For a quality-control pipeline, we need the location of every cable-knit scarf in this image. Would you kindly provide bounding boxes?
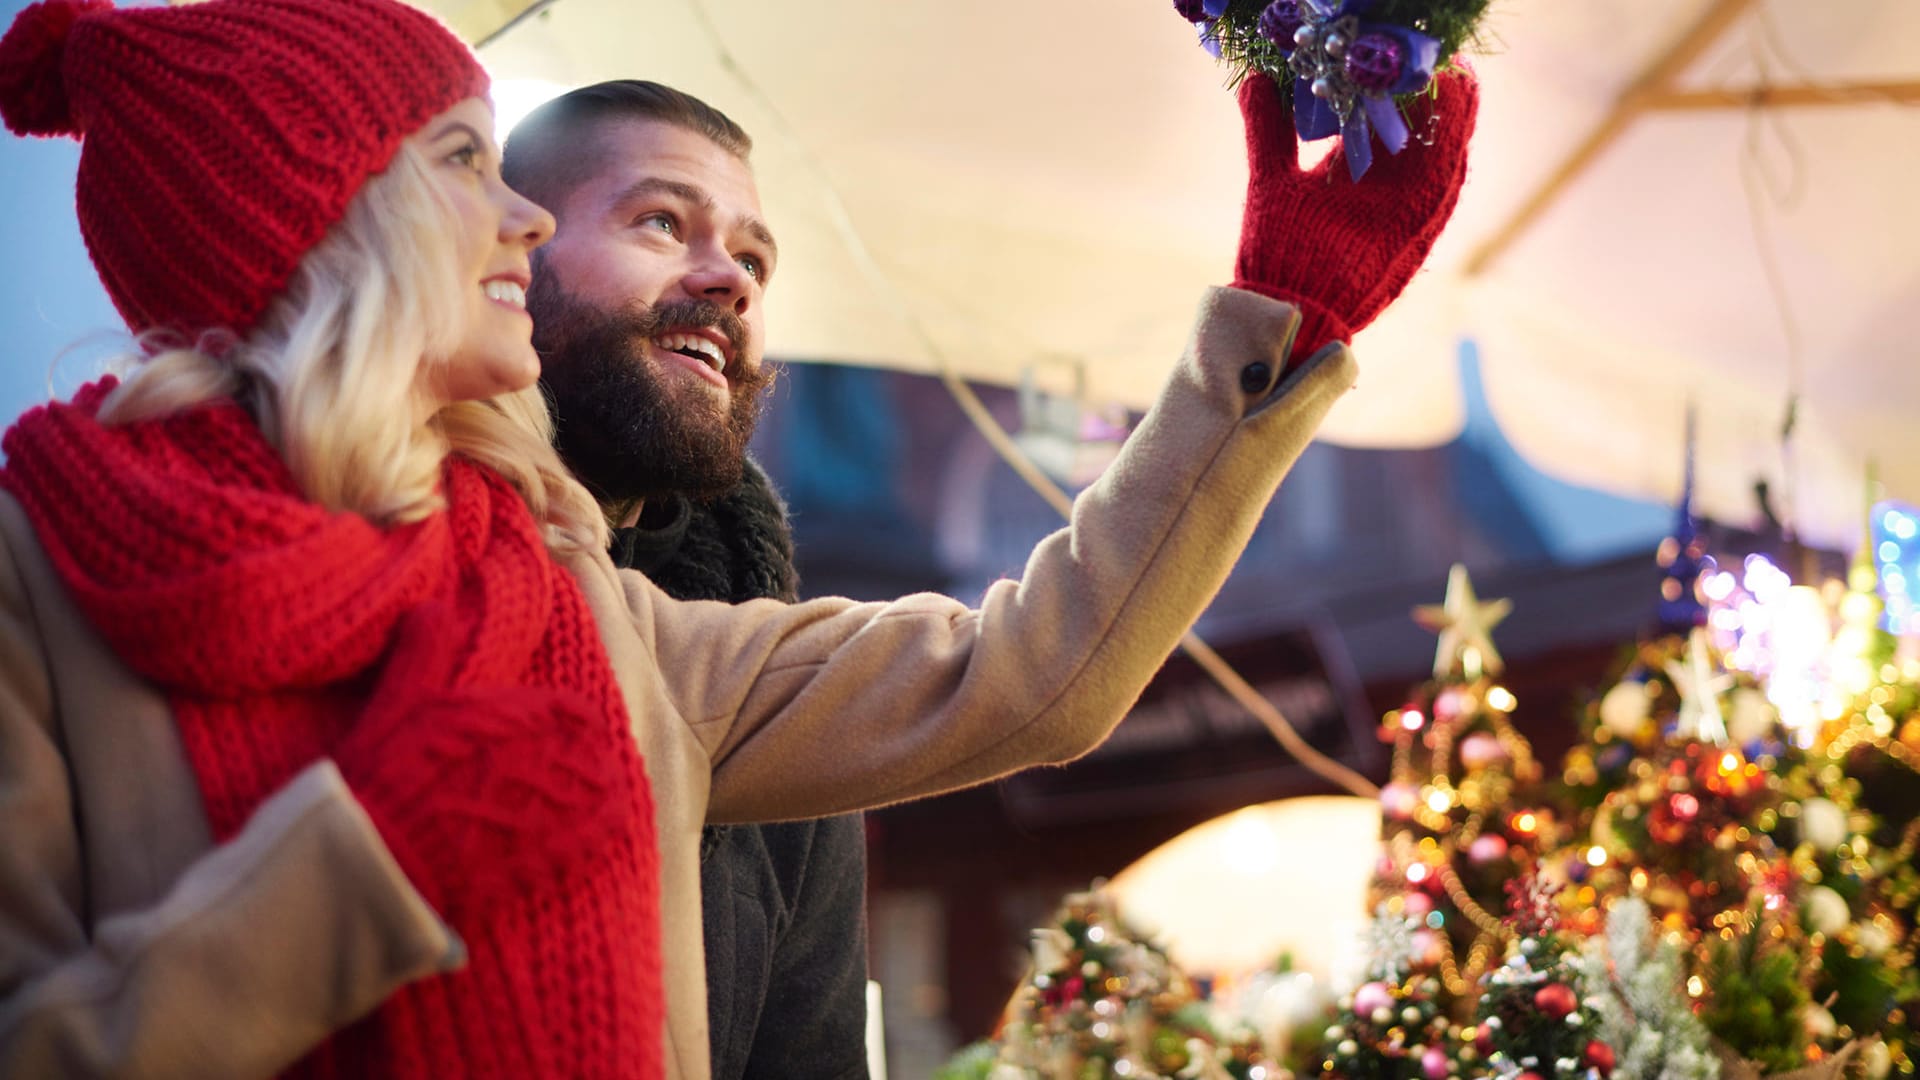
[0,379,663,1079]
[611,457,799,605]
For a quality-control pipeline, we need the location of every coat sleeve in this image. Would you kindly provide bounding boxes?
[638,287,1356,823]
[0,523,463,1078]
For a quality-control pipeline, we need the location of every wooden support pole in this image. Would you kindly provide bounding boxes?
[1463,0,1757,277]
[1640,80,1920,110]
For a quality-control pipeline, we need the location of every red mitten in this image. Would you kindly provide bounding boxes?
[334,604,638,920]
[1232,67,1479,361]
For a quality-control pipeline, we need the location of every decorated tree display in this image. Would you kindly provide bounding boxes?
[963,482,1920,1079]
[1474,878,1615,1080]
[1321,906,1477,1079]
[1374,564,1547,999]
[987,889,1273,1080]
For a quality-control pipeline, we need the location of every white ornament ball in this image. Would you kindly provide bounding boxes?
[1856,921,1894,957]
[1804,1002,1837,1040]
[1727,687,1777,745]
[1599,682,1651,737]
[1797,797,1848,851]
[1804,885,1851,936]
[1861,1038,1893,1079]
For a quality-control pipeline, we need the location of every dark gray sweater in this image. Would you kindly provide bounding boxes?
[611,460,871,1080]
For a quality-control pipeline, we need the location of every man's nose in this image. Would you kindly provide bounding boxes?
[685,245,753,316]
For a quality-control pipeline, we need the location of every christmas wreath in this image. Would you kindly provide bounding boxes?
[1173,0,1492,177]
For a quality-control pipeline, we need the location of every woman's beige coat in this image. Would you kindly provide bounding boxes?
[0,289,1354,1079]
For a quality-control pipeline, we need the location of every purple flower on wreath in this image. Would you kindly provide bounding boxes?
[1255,0,1439,178]
[1172,0,1230,22]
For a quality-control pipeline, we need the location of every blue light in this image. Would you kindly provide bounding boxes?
[1871,500,1920,632]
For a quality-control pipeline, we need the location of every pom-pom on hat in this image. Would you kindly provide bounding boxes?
[0,0,488,341]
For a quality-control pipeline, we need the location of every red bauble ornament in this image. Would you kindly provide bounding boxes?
[1516,1073,1545,1080]
[1533,982,1578,1019]
[1584,1039,1617,1076]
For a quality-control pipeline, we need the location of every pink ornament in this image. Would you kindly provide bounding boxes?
[1458,731,1507,770]
[1351,980,1394,1018]
[1402,892,1434,917]
[1421,1046,1451,1080]
[1381,782,1418,820]
[1433,688,1469,722]
[1411,929,1444,965]
[1467,834,1509,865]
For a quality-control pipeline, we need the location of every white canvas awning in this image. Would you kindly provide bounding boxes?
[413,2,1920,547]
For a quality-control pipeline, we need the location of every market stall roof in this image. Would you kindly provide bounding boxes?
[435,0,1920,550]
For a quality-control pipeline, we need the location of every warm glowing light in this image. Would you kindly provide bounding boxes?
[1400,709,1426,731]
[1718,752,1741,775]
[1687,975,1705,997]
[1485,687,1517,712]
[1406,863,1431,884]
[491,79,575,141]
[1426,790,1453,813]
[1511,812,1538,835]
[1586,846,1608,868]
[1221,812,1282,877]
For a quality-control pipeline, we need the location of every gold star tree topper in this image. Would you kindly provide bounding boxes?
[1413,564,1512,679]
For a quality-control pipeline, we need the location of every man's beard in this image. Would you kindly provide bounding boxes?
[530,275,773,506]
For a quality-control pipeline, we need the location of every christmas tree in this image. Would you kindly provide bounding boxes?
[988,889,1271,1079]
[1320,906,1477,1079]
[1374,564,1547,999]
[1474,877,1615,1080]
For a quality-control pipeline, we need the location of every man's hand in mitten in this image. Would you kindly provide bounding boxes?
[334,604,640,921]
[1232,67,1479,361]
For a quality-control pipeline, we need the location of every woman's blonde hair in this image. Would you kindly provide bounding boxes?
[97,142,607,557]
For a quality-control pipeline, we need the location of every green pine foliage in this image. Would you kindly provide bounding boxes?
[1207,0,1494,96]
[1698,917,1810,1075]
[1477,882,1612,1079]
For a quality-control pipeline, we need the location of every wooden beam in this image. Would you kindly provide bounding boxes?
[1463,0,1757,277]
[1640,80,1920,110]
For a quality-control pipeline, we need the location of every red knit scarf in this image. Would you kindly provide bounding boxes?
[0,380,664,1079]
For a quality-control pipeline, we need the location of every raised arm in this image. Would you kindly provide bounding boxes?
[639,288,1355,823]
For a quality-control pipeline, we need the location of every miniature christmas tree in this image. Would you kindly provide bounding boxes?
[1475,878,1615,1080]
[1376,565,1546,999]
[1320,905,1477,1079]
[990,888,1270,1080]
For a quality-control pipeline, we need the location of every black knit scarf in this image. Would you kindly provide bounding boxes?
[609,456,799,605]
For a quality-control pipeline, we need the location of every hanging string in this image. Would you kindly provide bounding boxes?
[681,0,1379,799]
[1736,26,1811,577]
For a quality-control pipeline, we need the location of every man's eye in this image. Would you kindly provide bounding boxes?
[639,213,677,235]
[737,254,764,282]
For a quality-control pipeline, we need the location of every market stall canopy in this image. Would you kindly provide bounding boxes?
[442,1,1916,548]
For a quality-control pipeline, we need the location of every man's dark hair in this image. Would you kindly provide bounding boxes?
[502,80,752,213]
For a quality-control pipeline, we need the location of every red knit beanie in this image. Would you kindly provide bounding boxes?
[0,0,488,341]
